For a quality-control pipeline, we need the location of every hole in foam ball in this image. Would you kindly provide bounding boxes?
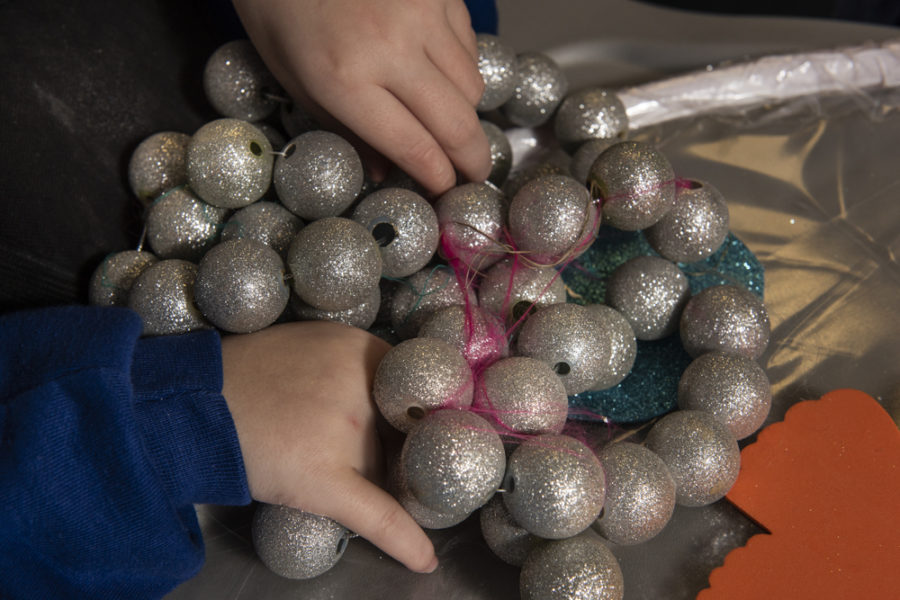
[282,143,296,158]
[511,300,533,322]
[596,507,605,520]
[372,222,398,247]
[336,536,348,556]
[687,179,703,189]
[553,362,571,376]
[249,141,263,156]
[504,475,516,494]
[407,405,425,421]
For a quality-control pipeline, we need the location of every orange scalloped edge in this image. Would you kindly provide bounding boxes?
[697,389,900,600]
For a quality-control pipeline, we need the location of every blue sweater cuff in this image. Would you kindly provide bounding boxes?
[132,328,250,507]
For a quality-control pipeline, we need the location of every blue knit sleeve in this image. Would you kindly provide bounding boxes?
[465,0,498,34]
[0,306,251,600]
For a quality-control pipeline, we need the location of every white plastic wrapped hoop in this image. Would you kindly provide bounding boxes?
[618,40,900,129]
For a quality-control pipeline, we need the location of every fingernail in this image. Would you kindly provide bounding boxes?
[424,556,439,573]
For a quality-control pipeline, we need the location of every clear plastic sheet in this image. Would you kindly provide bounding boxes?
[167,41,900,600]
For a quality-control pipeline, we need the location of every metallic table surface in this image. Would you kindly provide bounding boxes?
[167,4,900,600]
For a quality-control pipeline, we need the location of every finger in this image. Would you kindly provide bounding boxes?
[445,0,478,61]
[425,26,484,108]
[315,82,457,194]
[323,468,437,573]
[387,64,492,184]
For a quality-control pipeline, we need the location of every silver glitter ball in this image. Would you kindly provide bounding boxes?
[280,102,318,138]
[605,255,691,341]
[145,187,229,262]
[476,34,517,111]
[387,452,471,529]
[520,534,624,600]
[274,130,363,220]
[678,351,772,440]
[187,118,273,209]
[592,442,676,545]
[251,503,349,580]
[203,39,280,121]
[480,494,538,567]
[479,259,567,326]
[417,304,509,370]
[644,410,741,507]
[554,87,628,151]
[373,337,474,433]
[481,121,513,187]
[516,303,611,396]
[286,217,382,312]
[194,239,289,333]
[401,409,506,515]
[398,486,471,531]
[502,156,570,199]
[501,52,568,128]
[503,434,606,539]
[291,285,380,330]
[221,200,304,258]
[589,140,676,231]
[351,188,439,278]
[508,174,599,262]
[585,304,637,390]
[680,284,771,359]
[645,179,730,263]
[435,182,507,272]
[390,266,475,340]
[128,131,190,205]
[127,259,210,336]
[474,356,569,436]
[570,139,614,187]
[89,251,158,307]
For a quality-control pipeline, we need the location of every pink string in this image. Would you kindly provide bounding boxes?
[423,174,696,449]
[437,210,613,427]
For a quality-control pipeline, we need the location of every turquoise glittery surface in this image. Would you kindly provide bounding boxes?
[561,228,764,424]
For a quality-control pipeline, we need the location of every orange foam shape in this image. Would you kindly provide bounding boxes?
[698,389,900,600]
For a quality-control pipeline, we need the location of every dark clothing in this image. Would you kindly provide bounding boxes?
[0,306,250,599]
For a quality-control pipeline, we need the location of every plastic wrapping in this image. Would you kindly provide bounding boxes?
[169,42,900,600]
[621,39,900,129]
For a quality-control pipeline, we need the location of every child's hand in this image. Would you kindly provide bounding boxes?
[220,320,437,573]
[232,0,491,195]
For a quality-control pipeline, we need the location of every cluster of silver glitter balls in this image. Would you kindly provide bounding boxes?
[89,35,773,599]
